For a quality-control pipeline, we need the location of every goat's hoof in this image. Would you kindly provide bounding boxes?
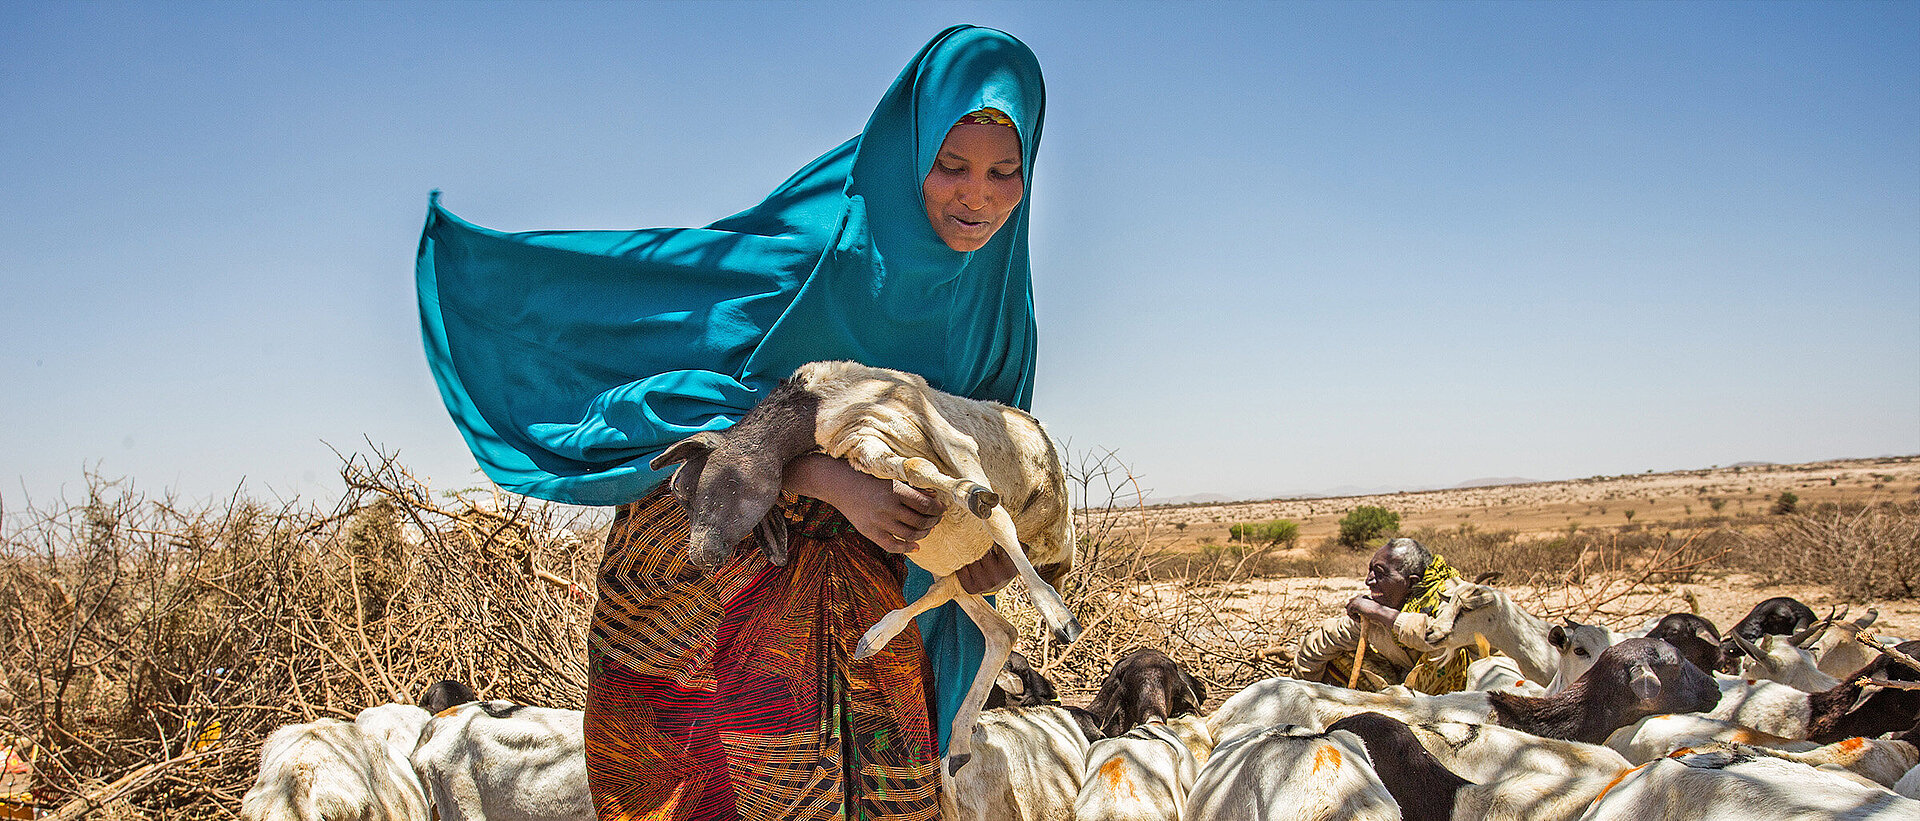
[1051,617,1084,646]
[853,636,880,660]
[965,485,999,518]
[946,753,972,775]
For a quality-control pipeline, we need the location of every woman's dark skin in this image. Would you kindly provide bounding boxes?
[1345,544,1413,631]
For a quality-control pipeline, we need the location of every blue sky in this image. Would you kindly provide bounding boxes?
[3,1,1916,507]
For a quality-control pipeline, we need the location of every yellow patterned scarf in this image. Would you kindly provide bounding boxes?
[1399,552,1477,694]
[1401,553,1459,617]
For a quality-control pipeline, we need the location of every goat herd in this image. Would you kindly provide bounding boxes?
[239,592,1920,821]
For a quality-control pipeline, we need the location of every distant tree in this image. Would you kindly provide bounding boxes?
[1772,491,1799,516]
[1229,519,1300,548]
[1337,506,1400,550]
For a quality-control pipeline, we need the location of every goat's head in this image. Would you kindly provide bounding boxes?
[1645,613,1723,679]
[986,650,1059,709]
[1547,620,1614,690]
[1588,637,1721,716]
[1424,582,1501,648]
[1087,648,1207,738]
[650,430,788,569]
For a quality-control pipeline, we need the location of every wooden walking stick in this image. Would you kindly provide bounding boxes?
[1347,624,1370,689]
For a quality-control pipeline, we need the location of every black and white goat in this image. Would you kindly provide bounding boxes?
[1720,595,1818,672]
[1328,712,1618,821]
[651,360,1082,773]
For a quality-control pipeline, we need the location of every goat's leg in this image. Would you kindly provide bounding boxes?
[946,591,1015,776]
[836,435,998,517]
[982,506,1083,645]
[853,574,963,660]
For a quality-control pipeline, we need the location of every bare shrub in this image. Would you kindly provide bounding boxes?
[0,453,605,818]
[1738,502,1920,601]
[998,450,1316,705]
[1405,524,1735,628]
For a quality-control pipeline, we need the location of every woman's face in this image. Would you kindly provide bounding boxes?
[1365,546,1414,609]
[922,122,1024,252]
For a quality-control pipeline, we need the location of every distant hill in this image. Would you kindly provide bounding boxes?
[1138,492,1239,506]
[1452,476,1539,489]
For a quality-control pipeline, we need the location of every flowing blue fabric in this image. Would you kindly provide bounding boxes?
[416,25,1045,754]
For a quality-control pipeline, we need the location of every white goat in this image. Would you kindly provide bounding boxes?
[652,361,1080,774]
[1160,713,1216,767]
[1465,654,1545,695]
[1730,631,1844,692]
[1186,725,1399,821]
[1799,608,1887,678]
[1420,582,1561,685]
[1605,713,1817,763]
[1546,622,1626,694]
[410,701,590,821]
[1073,722,1199,821]
[1897,764,1920,800]
[949,706,1087,821]
[241,705,432,821]
[1721,738,1920,789]
[1576,747,1920,820]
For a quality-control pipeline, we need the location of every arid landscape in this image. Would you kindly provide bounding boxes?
[4,453,1919,816]
[1094,454,1920,651]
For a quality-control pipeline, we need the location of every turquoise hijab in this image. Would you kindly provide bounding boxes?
[416,25,1045,753]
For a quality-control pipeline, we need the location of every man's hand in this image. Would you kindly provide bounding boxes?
[1345,595,1399,627]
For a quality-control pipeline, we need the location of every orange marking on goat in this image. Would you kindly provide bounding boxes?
[1840,737,1866,753]
[1595,763,1651,802]
[1312,743,1343,774]
[1099,757,1136,800]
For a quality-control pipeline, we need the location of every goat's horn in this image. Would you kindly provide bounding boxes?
[1855,608,1881,629]
[1730,632,1767,663]
[1787,621,1824,648]
[1473,571,1503,585]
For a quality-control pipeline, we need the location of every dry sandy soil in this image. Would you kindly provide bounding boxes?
[1103,455,1920,640]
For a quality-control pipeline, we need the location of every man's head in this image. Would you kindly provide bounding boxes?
[1366,537,1432,609]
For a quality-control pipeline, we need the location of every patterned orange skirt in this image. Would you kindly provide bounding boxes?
[584,485,943,821]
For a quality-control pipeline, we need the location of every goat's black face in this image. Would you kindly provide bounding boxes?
[1600,638,1720,715]
[651,431,783,569]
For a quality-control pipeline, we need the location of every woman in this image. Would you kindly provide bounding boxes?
[414,26,1047,821]
[1292,537,1479,693]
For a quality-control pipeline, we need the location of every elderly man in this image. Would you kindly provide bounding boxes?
[1292,537,1479,693]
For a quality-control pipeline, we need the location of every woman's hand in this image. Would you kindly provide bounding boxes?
[784,453,946,552]
[955,544,1018,594]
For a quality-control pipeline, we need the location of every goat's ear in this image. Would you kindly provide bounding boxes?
[1626,660,1662,703]
[1460,586,1496,609]
[1549,625,1568,649]
[651,431,724,471]
[1179,673,1207,712]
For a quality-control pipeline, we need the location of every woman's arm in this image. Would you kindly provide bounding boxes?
[783,453,1016,592]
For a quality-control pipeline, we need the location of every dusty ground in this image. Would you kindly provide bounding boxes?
[1106,455,1920,640]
